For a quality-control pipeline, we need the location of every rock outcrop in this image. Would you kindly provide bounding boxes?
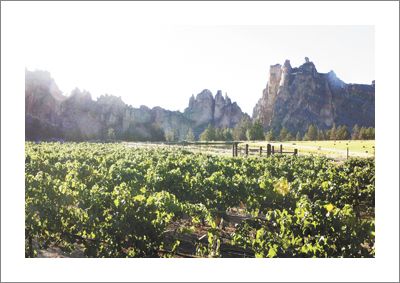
[252,58,375,133]
[184,89,247,136]
[25,70,246,141]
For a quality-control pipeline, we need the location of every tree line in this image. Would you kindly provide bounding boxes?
[195,117,375,142]
[29,113,374,142]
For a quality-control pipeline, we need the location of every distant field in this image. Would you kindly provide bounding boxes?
[244,140,375,159]
[290,140,375,153]
[125,140,375,159]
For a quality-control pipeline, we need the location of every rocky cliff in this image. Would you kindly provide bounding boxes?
[25,70,246,141]
[252,58,375,134]
[184,89,247,136]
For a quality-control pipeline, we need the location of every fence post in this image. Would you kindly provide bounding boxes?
[232,144,235,157]
[267,144,271,157]
[280,144,283,154]
[347,147,349,159]
[259,146,262,156]
[245,144,249,156]
[235,143,238,157]
[294,148,298,156]
[272,146,275,154]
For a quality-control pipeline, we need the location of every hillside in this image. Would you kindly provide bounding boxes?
[25,70,247,141]
[252,58,375,134]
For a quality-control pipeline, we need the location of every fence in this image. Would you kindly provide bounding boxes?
[126,141,298,158]
[232,143,298,157]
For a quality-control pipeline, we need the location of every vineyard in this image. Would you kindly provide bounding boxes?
[25,142,375,258]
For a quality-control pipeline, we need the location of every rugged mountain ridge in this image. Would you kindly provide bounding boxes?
[184,89,247,136]
[252,58,375,134]
[25,70,247,141]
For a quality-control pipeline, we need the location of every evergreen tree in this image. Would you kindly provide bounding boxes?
[246,121,265,141]
[336,125,349,140]
[304,124,318,141]
[107,128,116,140]
[149,123,166,141]
[286,132,294,141]
[296,131,302,141]
[317,129,325,141]
[233,116,252,141]
[359,127,367,140]
[165,130,178,142]
[265,129,275,141]
[358,127,375,140]
[366,127,375,139]
[245,129,251,141]
[200,124,216,141]
[351,124,360,140]
[223,128,233,141]
[186,128,195,141]
[279,127,289,141]
[325,129,331,140]
[329,124,337,140]
[215,128,224,141]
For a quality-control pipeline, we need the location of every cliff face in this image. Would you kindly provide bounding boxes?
[25,70,64,124]
[252,59,375,133]
[25,70,245,141]
[184,89,247,136]
[25,70,66,139]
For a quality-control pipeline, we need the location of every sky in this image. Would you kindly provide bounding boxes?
[22,6,374,116]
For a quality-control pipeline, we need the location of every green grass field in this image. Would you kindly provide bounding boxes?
[290,140,375,153]
[243,140,375,159]
[127,140,375,159]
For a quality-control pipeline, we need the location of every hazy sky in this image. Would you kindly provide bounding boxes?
[24,10,374,115]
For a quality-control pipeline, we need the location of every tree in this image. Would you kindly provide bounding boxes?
[265,129,275,141]
[279,127,289,141]
[233,116,252,141]
[107,128,116,140]
[186,128,195,141]
[223,128,233,141]
[359,127,368,140]
[296,131,302,141]
[317,130,325,141]
[246,121,264,141]
[200,124,216,141]
[215,128,232,141]
[336,125,349,140]
[325,129,331,140]
[149,123,166,141]
[165,130,178,142]
[304,124,318,141]
[329,124,337,140]
[286,132,294,141]
[359,127,374,140]
[366,127,375,139]
[351,124,360,140]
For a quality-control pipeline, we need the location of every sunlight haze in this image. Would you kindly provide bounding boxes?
[23,8,374,115]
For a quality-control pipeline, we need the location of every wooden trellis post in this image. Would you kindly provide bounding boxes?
[267,144,271,157]
[245,144,249,156]
[280,144,283,154]
[259,146,262,156]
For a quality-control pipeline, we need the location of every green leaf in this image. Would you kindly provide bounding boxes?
[267,246,277,258]
[325,203,334,212]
